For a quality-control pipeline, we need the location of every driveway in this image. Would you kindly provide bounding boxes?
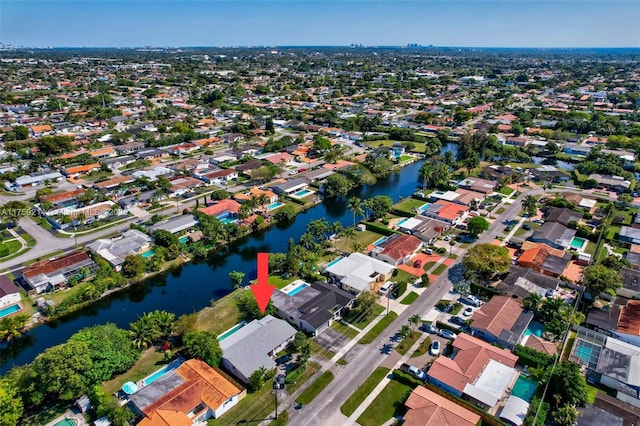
[314,327,351,355]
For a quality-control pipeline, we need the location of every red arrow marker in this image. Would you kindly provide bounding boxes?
[250,252,275,314]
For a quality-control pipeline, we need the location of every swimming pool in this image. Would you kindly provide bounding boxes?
[141,250,155,258]
[523,321,545,338]
[220,218,236,225]
[511,375,537,402]
[373,237,387,246]
[417,203,431,214]
[569,236,587,251]
[218,321,248,341]
[327,257,344,268]
[281,280,310,297]
[141,358,184,386]
[53,418,78,426]
[293,189,313,197]
[397,218,409,226]
[267,202,284,211]
[179,235,188,243]
[0,303,22,319]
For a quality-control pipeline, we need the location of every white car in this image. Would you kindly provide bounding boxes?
[429,340,441,356]
[463,306,474,317]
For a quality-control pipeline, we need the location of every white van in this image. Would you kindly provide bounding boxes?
[379,282,393,295]
[460,295,483,307]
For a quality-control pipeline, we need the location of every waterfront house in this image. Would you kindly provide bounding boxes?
[198,199,241,220]
[271,281,356,336]
[148,215,199,235]
[220,315,296,383]
[422,200,469,225]
[130,359,245,425]
[396,216,449,244]
[268,178,309,196]
[0,275,21,309]
[456,177,496,194]
[469,295,534,349]
[20,251,96,295]
[403,386,481,426]
[324,252,395,294]
[589,174,632,193]
[234,187,278,205]
[87,229,152,271]
[370,234,423,266]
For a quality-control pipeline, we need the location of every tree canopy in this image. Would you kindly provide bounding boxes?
[462,243,511,280]
[582,264,622,296]
[182,330,223,367]
[467,216,489,237]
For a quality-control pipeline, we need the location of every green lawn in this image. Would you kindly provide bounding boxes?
[349,230,386,250]
[355,378,411,426]
[400,291,419,305]
[423,261,437,271]
[450,302,462,315]
[432,264,447,276]
[398,155,414,164]
[359,312,398,344]
[0,239,22,258]
[495,207,506,215]
[297,371,334,405]
[195,291,242,335]
[498,186,515,196]
[286,362,322,393]
[368,140,427,153]
[411,336,432,358]
[341,367,391,416]
[605,225,621,241]
[393,197,425,214]
[268,275,297,289]
[396,331,421,356]
[344,304,385,329]
[209,379,281,426]
[394,269,418,283]
[331,321,360,338]
[103,349,167,395]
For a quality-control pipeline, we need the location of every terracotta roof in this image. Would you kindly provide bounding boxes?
[617,300,640,336]
[518,243,566,269]
[89,147,115,157]
[265,153,292,164]
[41,188,85,203]
[524,335,558,356]
[204,169,237,179]
[64,163,101,174]
[375,234,422,262]
[93,175,134,189]
[138,359,243,426]
[427,333,518,393]
[22,252,91,279]
[404,386,481,426]
[30,124,52,133]
[199,199,241,216]
[470,296,524,337]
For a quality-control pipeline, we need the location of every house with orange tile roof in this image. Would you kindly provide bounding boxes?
[427,333,519,412]
[469,295,534,349]
[20,251,96,295]
[30,124,53,136]
[89,147,116,159]
[403,386,481,426]
[422,200,469,225]
[41,188,86,207]
[517,242,572,277]
[131,359,245,425]
[62,163,101,178]
[200,168,238,185]
[521,334,558,357]
[199,199,241,220]
[234,187,278,205]
[370,234,423,266]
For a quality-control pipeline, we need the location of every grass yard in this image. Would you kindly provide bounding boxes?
[195,292,242,335]
[359,312,398,344]
[341,367,391,416]
[368,140,427,153]
[355,378,411,426]
[394,269,418,283]
[344,304,385,329]
[423,261,437,271]
[393,197,425,214]
[396,331,422,356]
[350,229,386,249]
[310,339,336,359]
[331,321,360,338]
[103,349,167,395]
[495,207,506,215]
[498,186,515,196]
[297,371,334,405]
[0,239,22,258]
[398,155,414,164]
[411,336,432,358]
[605,225,621,241]
[432,264,447,276]
[21,402,70,426]
[400,291,419,305]
[268,275,297,289]
[210,379,281,426]
[286,362,322,393]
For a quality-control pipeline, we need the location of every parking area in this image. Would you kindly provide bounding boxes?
[314,327,351,354]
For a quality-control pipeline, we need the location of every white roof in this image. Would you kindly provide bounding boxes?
[500,396,529,426]
[463,359,518,407]
[579,198,597,209]
[326,252,395,280]
[397,217,422,230]
[430,190,460,202]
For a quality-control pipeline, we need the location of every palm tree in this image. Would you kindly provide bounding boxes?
[351,241,364,253]
[348,197,363,227]
[409,314,421,330]
[238,204,252,220]
[257,193,270,213]
[341,227,356,252]
[522,195,537,221]
[399,325,412,339]
[129,320,153,349]
[299,232,317,251]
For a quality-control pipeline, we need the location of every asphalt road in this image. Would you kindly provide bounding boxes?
[286,190,530,425]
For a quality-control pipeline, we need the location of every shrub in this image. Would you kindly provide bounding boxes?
[391,369,423,388]
[513,344,554,369]
[393,281,408,298]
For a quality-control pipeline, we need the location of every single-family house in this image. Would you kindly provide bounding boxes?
[619,268,640,300]
[620,227,640,245]
[148,215,199,235]
[166,142,199,156]
[20,251,97,295]
[422,200,469,225]
[0,275,21,309]
[220,315,296,383]
[264,152,293,166]
[612,300,640,348]
[135,148,168,160]
[300,168,335,183]
[62,163,101,178]
[118,190,162,209]
[101,155,135,170]
[219,133,244,144]
[370,234,423,266]
[595,337,640,408]
[563,143,591,156]
[271,281,356,336]
[517,242,572,277]
[427,333,519,412]
[470,296,534,349]
[530,222,576,250]
[200,169,238,185]
[545,206,583,226]
[168,176,203,197]
[93,175,135,191]
[130,359,245,425]
[324,252,395,294]
[234,187,278,205]
[89,147,116,159]
[496,266,561,299]
[268,178,309,196]
[589,174,631,193]
[396,216,450,244]
[87,229,152,271]
[11,171,63,190]
[457,177,496,194]
[403,386,481,426]
[30,124,53,137]
[481,165,516,181]
[132,166,173,181]
[198,199,241,221]
[235,159,264,175]
[40,188,85,210]
[114,142,145,155]
[529,166,570,182]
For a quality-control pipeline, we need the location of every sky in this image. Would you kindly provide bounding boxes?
[1,0,639,48]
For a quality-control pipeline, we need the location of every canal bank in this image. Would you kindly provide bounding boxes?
[0,159,426,374]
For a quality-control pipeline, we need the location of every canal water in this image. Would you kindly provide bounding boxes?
[0,159,427,373]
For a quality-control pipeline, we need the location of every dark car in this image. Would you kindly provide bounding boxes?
[449,316,467,326]
[440,303,453,313]
[505,225,513,232]
[522,224,531,231]
[275,354,293,365]
[413,259,422,268]
[274,374,286,389]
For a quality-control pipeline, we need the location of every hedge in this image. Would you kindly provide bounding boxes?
[513,344,554,369]
[285,195,306,205]
[436,321,461,334]
[470,282,502,298]
[392,369,424,388]
[393,281,408,298]
[364,221,398,236]
[391,208,415,218]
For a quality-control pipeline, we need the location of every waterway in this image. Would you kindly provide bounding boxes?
[0,159,427,373]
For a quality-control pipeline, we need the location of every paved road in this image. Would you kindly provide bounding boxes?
[286,190,529,425]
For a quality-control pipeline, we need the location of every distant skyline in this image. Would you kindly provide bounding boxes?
[1,1,639,48]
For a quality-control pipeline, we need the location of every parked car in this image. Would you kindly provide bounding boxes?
[274,374,286,389]
[460,295,483,307]
[420,323,439,334]
[379,282,393,295]
[463,306,474,317]
[408,365,427,381]
[424,248,433,255]
[522,224,531,231]
[505,225,513,232]
[429,340,441,356]
[413,259,422,268]
[449,316,466,326]
[275,354,293,365]
[440,303,453,313]
[438,329,457,340]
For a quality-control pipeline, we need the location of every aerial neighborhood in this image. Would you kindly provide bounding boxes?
[0,46,639,426]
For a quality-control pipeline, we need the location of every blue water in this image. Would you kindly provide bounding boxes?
[286,282,309,296]
[574,342,594,365]
[327,257,344,268]
[267,202,284,211]
[142,358,184,386]
[373,237,387,246]
[512,375,537,402]
[397,218,409,226]
[221,218,235,225]
[218,321,247,341]
[216,212,231,220]
[53,419,77,426]
[179,236,188,244]
[294,189,313,197]
[523,321,545,338]
[0,304,22,319]
[0,160,425,373]
[417,203,431,214]
[141,250,155,258]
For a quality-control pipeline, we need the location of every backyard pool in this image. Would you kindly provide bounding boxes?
[220,218,236,225]
[141,358,184,386]
[141,250,155,258]
[327,257,344,268]
[0,303,22,319]
[569,236,588,251]
[373,236,388,246]
[266,202,284,211]
[178,235,188,244]
[523,321,545,338]
[397,218,409,227]
[416,203,431,214]
[53,419,78,426]
[282,280,310,296]
[218,321,248,341]
[511,375,537,402]
[293,189,313,197]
